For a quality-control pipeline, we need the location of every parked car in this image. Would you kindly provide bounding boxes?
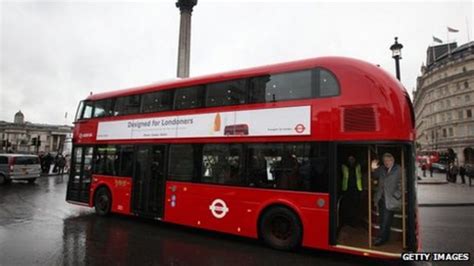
[431,162,446,172]
[0,154,41,185]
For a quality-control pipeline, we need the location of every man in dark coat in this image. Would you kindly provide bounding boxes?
[44,153,53,174]
[372,153,402,246]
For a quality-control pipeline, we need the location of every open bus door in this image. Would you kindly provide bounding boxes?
[333,143,415,256]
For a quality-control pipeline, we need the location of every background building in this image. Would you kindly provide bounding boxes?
[0,111,72,154]
[413,41,474,163]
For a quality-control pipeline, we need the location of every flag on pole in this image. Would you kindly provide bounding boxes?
[447,27,459,33]
[433,36,443,43]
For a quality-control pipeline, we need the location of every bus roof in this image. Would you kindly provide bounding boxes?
[86,56,401,101]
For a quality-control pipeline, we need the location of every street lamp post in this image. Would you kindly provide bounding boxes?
[390,37,403,81]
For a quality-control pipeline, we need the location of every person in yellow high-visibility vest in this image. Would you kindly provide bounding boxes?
[340,155,363,227]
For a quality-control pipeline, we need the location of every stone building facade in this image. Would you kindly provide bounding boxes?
[0,111,72,154]
[413,41,474,162]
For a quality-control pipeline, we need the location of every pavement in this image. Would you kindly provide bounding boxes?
[416,167,474,207]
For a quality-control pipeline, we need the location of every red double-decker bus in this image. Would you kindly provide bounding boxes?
[66,57,419,259]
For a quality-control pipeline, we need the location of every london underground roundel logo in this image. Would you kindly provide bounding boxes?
[295,124,306,133]
[209,199,229,219]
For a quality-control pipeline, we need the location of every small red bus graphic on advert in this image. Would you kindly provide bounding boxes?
[294,124,306,133]
[224,124,249,136]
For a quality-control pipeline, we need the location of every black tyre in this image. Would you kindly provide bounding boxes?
[259,206,302,250]
[28,178,36,184]
[94,187,112,216]
[0,174,6,185]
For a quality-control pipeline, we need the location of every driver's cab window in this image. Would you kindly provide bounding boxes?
[75,101,84,121]
[81,101,94,119]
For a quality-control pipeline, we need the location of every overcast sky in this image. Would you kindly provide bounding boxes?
[1,0,472,125]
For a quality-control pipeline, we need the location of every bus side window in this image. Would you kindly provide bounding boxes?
[246,142,329,192]
[201,144,243,185]
[174,86,204,110]
[316,69,339,97]
[247,144,271,187]
[93,146,118,176]
[141,90,173,113]
[118,145,134,177]
[206,79,247,107]
[114,95,141,116]
[308,142,329,192]
[249,70,313,103]
[93,99,114,118]
[168,144,195,182]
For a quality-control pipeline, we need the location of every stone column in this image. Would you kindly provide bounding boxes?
[176,0,197,78]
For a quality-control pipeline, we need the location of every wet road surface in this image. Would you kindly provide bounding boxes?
[0,175,442,266]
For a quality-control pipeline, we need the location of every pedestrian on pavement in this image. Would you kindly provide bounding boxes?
[57,154,66,175]
[44,153,53,174]
[38,153,45,173]
[53,154,60,173]
[64,154,71,174]
[340,155,363,227]
[446,148,458,182]
[459,165,466,184]
[429,161,433,177]
[421,159,427,177]
[371,153,402,247]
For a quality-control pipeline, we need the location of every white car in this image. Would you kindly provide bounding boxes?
[0,154,42,185]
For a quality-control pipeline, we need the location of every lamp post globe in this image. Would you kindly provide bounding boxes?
[390,37,403,81]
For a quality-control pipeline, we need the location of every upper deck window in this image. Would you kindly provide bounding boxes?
[93,99,114,118]
[174,86,204,110]
[318,69,339,97]
[206,79,247,107]
[249,68,339,103]
[82,101,94,119]
[77,67,339,119]
[250,70,313,103]
[114,95,141,116]
[141,90,173,113]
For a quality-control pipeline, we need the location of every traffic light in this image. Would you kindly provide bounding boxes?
[31,137,41,146]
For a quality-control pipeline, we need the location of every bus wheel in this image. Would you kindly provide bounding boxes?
[259,206,302,250]
[94,187,112,216]
[0,174,5,185]
[28,178,36,184]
